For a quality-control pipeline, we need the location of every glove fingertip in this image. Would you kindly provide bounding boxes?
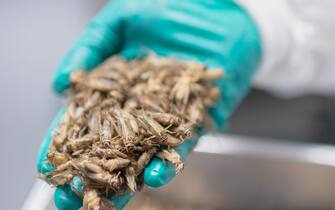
[110,192,134,210]
[53,71,70,94]
[144,157,176,188]
[54,185,82,210]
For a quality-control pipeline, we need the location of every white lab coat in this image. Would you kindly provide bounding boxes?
[239,0,335,97]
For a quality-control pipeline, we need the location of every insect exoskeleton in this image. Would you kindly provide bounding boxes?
[100,119,113,145]
[84,92,101,111]
[125,166,137,192]
[156,148,184,174]
[146,111,181,126]
[123,98,139,111]
[87,78,121,92]
[66,134,98,152]
[99,158,130,172]
[88,109,101,134]
[136,148,157,175]
[51,160,77,173]
[50,171,74,186]
[109,90,125,102]
[173,123,193,139]
[186,98,204,125]
[163,134,184,146]
[47,151,68,165]
[52,116,70,148]
[70,70,87,84]
[90,147,128,159]
[170,74,192,107]
[202,69,224,81]
[83,189,102,210]
[82,166,122,188]
[138,112,167,139]
[83,160,105,174]
[112,108,136,144]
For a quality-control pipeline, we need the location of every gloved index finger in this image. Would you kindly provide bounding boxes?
[37,107,66,174]
[53,0,125,93]
[109,192,134,210]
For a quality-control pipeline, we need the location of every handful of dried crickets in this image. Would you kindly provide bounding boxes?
[42,54,223,210]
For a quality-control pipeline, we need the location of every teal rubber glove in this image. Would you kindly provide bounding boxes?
[38,0,262,209]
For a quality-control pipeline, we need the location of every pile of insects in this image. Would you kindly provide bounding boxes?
[42,54,223,210]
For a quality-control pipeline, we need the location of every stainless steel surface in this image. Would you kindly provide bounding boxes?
[128,154,335,210]
[39,135,335,210]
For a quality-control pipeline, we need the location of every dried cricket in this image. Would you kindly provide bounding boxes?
[83,189,104,210]
[146,112,180,126]
[99,158,130,172]
[156,148,184,174]
[136,148,157,175]
[100,119,113,145]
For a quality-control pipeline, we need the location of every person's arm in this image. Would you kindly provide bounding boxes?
[239,0,335,97]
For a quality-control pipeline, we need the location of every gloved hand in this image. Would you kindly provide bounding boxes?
[37,0,261,209]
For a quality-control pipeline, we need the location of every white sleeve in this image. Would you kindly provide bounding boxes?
[238,0,335,97]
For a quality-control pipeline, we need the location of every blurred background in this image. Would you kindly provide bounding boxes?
[0,0,335,210]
